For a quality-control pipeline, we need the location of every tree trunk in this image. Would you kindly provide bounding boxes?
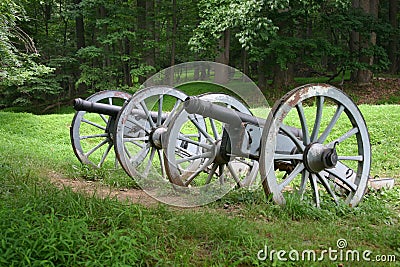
[74,0,86,94]
[145,0,155,68]
[214,30,230,84]
[242,49,249,78]
[75,0,85,49]
[99,5,111,69]
[257,60,267,92]
[123,37,133,86]
[167,0,177,85]
[272,63,295,89]
[137,0,155,84]
[43,2,52,37]
[351,0,379,85]
[388,0,398,74]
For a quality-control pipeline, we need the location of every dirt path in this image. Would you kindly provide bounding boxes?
[48,171,159,206]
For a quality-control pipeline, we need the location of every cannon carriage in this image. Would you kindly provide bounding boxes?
[71,69,370,208]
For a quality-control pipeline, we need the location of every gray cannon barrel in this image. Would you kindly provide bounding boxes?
[73,98,169,123]
[73,98,121,117]
[184,96,303,138]
[184,96,265,127]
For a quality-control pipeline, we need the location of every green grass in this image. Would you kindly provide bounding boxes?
[0,107,399,266]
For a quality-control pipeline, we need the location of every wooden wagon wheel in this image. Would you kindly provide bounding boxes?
[70,90,132,168]
[260,84,371,207]
[114,86,201,180]
[163,93,259,190]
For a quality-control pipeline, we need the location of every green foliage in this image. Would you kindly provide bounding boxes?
[0,0,26,66]
[189,0,282,53]
[1,0,399,111]
[1,57,61,107]
[319,7,391,73]
[0,0,60,108]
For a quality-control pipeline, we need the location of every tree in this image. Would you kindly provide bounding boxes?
[388,0,398,73]
[75,0,85,50]
[189,0,280,85]
[350,0,378,84]
[0,0,58,108]
[3,0,396,110]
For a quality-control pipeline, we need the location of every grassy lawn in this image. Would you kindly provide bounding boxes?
[0,105,399,266]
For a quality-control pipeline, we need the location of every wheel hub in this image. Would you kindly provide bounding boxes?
[303,143,338,173]
[150,127,167,149]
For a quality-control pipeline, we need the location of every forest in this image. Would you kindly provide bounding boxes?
[0,0,399,110]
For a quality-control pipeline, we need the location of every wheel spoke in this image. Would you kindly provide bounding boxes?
[127,118,150,134]
[281,125,305,151]
[125,140,146,149]
[99,114,108,124]
[205,163,219,184]
[184,133,201,138]
[163,99,182,126]
[235,157,254,167]
[82,118,106,130]
[123,143,132,159]
[123,136,148,143]
[274,153,303,161]
[140,101,156,128]
[311,96,324,142]
[157,95,163,126]
[178,134,212,150]
[318,104,345,143]
[296,103,310,145]
[327,127,359,147]
[189,115,215,143]
[183,157,215,186]
[316,173,339,205]
[338,155,363,161]
[85,139,108,157]
[310,174,320,207]
[80,133,108,140]
[175,145,195,158]
[209,118,220,139]
[176,151,213,164]
[98,142,113,167]
[227,162,243,186]
[129,144,150,168]
[143,147,156,178]
[298,170,310,199]
[278,163,305,191]
[157,149,166,178]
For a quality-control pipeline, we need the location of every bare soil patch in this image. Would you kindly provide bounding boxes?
[48,171,159,207]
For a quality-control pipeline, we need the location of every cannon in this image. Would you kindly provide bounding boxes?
[70,82,370,208]
[70,86,257,187]
[162,84,370,207]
